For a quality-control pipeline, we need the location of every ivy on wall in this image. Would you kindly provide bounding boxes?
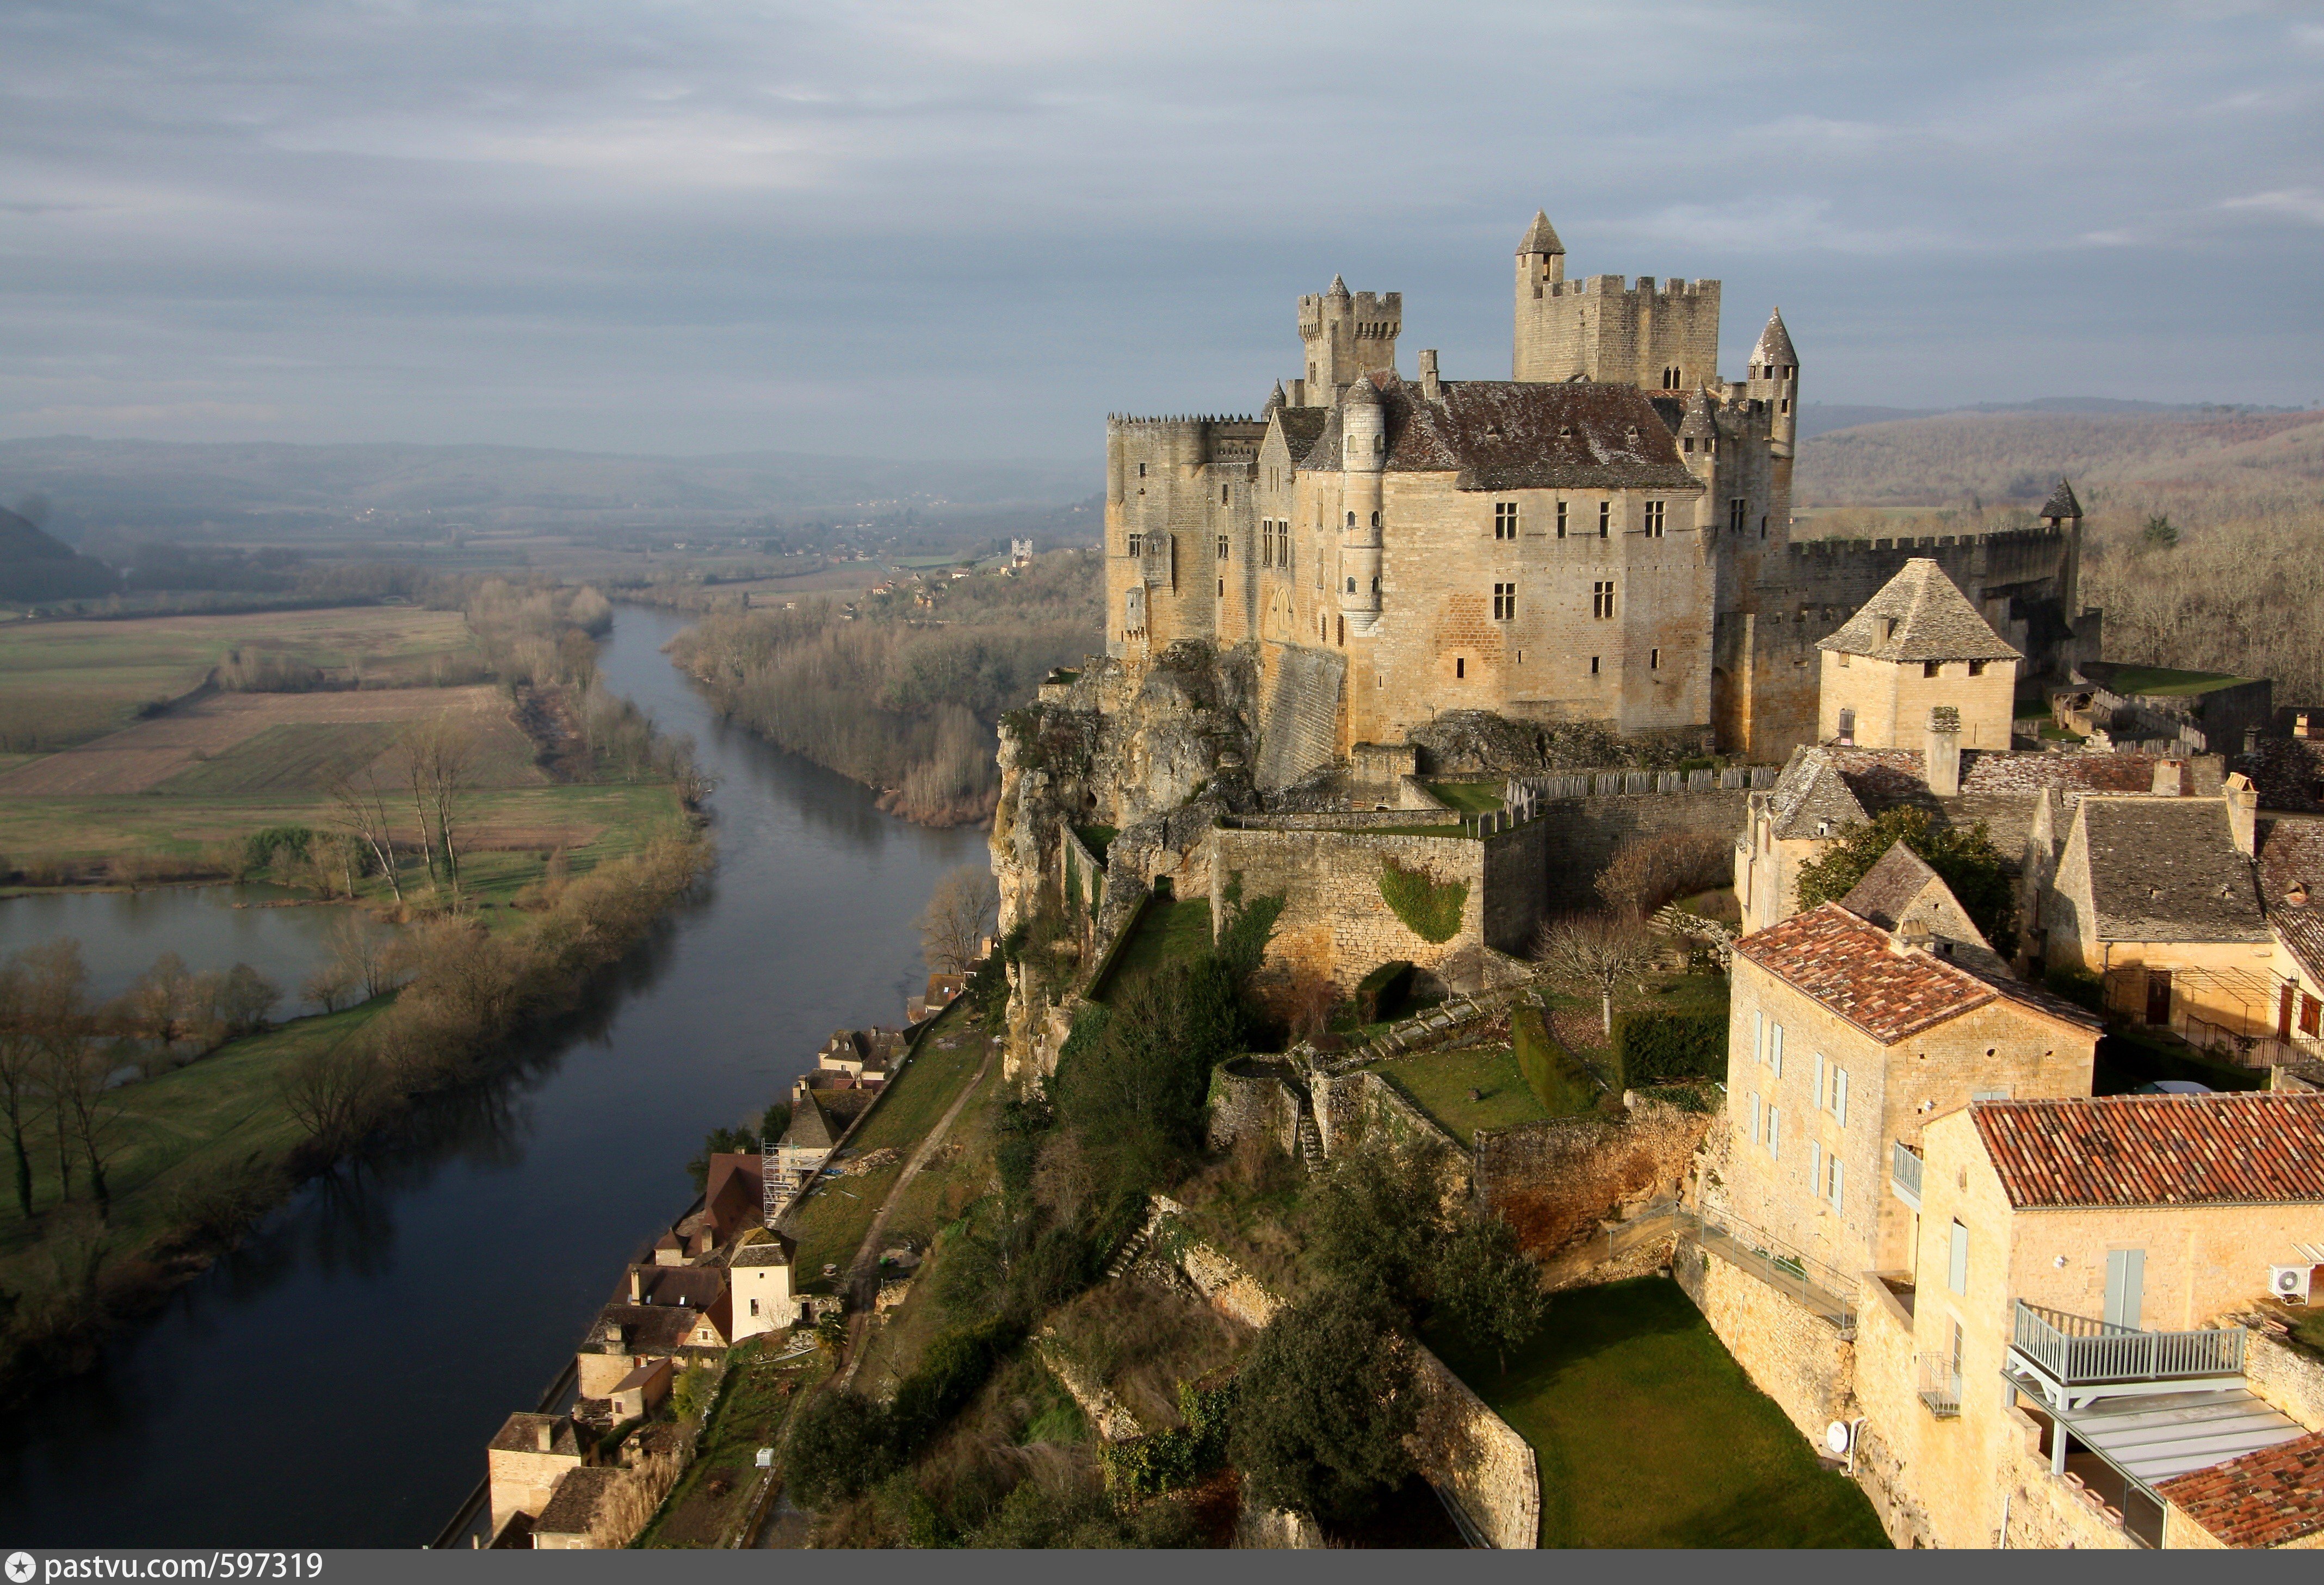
[1377,856,1468,943]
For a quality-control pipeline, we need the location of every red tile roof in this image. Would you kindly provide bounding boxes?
[1973,1094,2324,1209]
[2156,1431,2324,1548]
[1735,902,2044,1043]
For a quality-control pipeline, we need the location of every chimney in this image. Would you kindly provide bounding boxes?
[536,1421,557,1453]
[2152,758,2187,797]
[628,1268,644,1303]
[1891,922,1933,957]
[1925,705,1962,798]
[2225,772,2258,856]
[1418,349,1442,403]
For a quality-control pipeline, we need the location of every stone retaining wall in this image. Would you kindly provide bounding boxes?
[1476,1098,1715,1259]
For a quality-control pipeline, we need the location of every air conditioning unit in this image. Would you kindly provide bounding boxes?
[2270,1265,2313,1305]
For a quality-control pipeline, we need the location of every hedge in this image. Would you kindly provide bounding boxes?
[1377,857,1467,944]
[1614,1011,1727,1087]
[1514,1003,1596,1116]
[1355,960,1416,1024]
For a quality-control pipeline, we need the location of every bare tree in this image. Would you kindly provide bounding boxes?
[325,768,403,903]
[280,1039,384,1154]
[17,939,89,1203]
[1532,912,1652,1038]
[917,864,999,976]
[0,955,39,1216]
[406,715,477,899]
[321,912,400,1002]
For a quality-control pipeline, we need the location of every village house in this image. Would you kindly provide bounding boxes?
[814,1026,908,1085]
[1723,867,2102,1285]
[2252,820,2324,1066]
[2037,778,2274,1045]
[769,1088,840,1194]
[573,1264,732,1411]
[1855,1093,2324,1549]
[1817,556,2022,753]
[728,1227,803,1336]
[528,1468,623,1550]
[485,1413,584,1538]
[907,973,966,1024]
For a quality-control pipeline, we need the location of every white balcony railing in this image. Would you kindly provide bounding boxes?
[2011,1301,2245,1389]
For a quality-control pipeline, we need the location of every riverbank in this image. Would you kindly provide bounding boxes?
[0,828,713,1403]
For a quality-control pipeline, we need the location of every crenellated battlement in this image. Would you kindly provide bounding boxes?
[1786,525,2068,557]
[1547,275,1718,300]
[1109,413,1262,426]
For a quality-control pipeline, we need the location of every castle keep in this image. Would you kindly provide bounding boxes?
[1104,214,2092,773]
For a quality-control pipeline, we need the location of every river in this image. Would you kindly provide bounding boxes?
[0,605,987,1546]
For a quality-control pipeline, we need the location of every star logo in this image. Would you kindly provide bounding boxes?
[5,1552,34,1584]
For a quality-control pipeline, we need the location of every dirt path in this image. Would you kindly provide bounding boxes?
[836,1032,1000,1389]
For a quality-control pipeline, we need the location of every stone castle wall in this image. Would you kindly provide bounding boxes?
[1525,789,1751,912]
[1673,1239,1857,1447]
[1211,826,1491,990]
[1476,1099,1714,1258]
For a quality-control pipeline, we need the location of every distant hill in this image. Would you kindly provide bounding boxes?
[0,504,117,602]
[0,437,1097,544]
[1795,408,2324,509]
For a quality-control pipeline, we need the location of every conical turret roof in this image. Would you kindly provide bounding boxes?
[1752,308,1797,369]
[2039,478,2083,521]
[1816,559,2022,664]
[1326,274,1351,301]
[1342,372,1380,406]
[1518,210,1564,256]
[1264,380,1287,416]
[1679,386,1718,438]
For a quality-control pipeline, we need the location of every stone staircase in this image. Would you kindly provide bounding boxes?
[1318,987,1523,1076]
[1294,1110,1325,1173]
[1104,1200,1172,1280]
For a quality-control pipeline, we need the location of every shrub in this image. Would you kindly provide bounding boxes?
[1513,1004,1595,1115]
[1376,858,1466,944]
[1594,831,1733,919]
[783,1390,898,1508]
[1614,1010,1726,1086]
[1793,807,2017,949]
[1353,961,1414,1025]
[1098,1380,1235,1499]
[1231,1285,1417,1528]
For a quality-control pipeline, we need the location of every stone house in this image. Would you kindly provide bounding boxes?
[2037,780,2276,1043]
[728,1228,802,1338]
[575,1272,728,1403]
[1724,889,2101,1285]
[2257,820,2324,1062]
[607,1356,673,1422]
[485,1413,583,1536]
[529,1466,622,1549]
[1816,558,2022,752]
[1854,1093,2324,1549]
[769,1089,838,1190]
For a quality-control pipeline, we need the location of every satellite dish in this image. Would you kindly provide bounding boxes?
[1825,1420,1853,1455]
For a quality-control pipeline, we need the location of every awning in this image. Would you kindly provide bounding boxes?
[2057,1388,2307,1490]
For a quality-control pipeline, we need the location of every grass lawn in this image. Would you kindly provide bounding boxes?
[0,1001,387,1294]
[780,1001,992,1287]
[641,1338,831,1547]
[1096,895,1213,999]
[1433,1277,1890,1549]
[2100,665,2249,697]
[1367,1044,1562,1137]
[1424,781,1505,814]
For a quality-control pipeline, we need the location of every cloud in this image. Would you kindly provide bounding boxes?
[2220,188,2324,226]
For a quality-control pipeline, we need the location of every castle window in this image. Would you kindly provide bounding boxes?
[1592,580,1616,620]
[1455,657,1465,678]
[1598,501,1611,538]
[1346,577,1356,594]
[1138,463,1147,478]
[1222,484,1230,505]
[1371,576,1379,595]
[1649,647,1661,670]
[1337,616,1345,647]
[1495,501,1519,540]
[1924,661,1941,678]
[1556,501,1568,539]
[1218,578,1224,597]
[1968,660,1987,677]
[1370,511,1380,529]
[1645,500,1666,537]
[1217,534,1230,561]
[1683,438,1693,453]
[1590,656,1600,675]
[1127,533,1144,558]
[1492,583,1516,621]
[1346,511,1356,529]
[1729,498,1747,533]
[1838,708,1856,744]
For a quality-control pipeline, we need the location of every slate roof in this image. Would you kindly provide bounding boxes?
[1816,559,2023,663]
[1518,210,1564,255]
[1272,405,1327,461]
[2156,1431,2324,1549]
[1767,746,1873,839]
[2075,798,2266,943]
[1297,372,1702,493]
[1837,842,1949,933]
[2039,478,2084,521]
[489,1414,582,1457]
[780,1091,836,1151]
[1766,745,2174,863]
[2241,736,2324,813]
[1973,1093,2324,1209]
[534,1467,622,1537]
[731,1229,796,1268]
[2259,820,2324,986]
[592,1303,698,1354]
[1752,308,1797,368]
[623,1265,726,1310]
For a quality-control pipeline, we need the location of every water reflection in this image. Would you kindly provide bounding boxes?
[0,603,987,1545]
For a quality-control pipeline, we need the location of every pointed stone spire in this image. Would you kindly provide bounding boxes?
[1326,274,1351,301]
[1264,380,1287,416]
[1518,210,1563,256]
[2039,478,2082,523]
[1679,385,1717,441]
[1342,372,1380,406]
[1752,307,1797,369]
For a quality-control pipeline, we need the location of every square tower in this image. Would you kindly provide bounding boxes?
[1816,559,2022,750]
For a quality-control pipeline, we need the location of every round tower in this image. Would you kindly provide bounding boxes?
[1748,308,1800,457]
[1339,377,1384,631]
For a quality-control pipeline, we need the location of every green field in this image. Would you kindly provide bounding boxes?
[0,608,477,753]
[641,1338,831,1547]
[1365,1044,1565,1138]
[154,723,400,795]
[0,1001,387,1297]
[1092,896,1213,1000]
[1433,1277,1889,1548]
[2099,665,2250,697]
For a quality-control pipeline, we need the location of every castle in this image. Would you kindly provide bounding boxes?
[1103,214,2096,774]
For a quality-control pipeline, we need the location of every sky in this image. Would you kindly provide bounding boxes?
[1,1,2318,460]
